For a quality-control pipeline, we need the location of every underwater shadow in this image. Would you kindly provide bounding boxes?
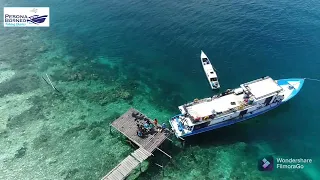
[184,102,294,148]
[137,140,186,180]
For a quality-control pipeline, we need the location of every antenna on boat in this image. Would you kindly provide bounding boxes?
[304,78,320,82]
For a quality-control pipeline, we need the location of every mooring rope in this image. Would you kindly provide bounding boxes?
[304,78,320,82]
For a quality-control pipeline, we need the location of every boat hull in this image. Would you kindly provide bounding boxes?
[180,103,280,138]
[169,78,304,138]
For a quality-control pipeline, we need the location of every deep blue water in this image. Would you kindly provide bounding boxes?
[2,0,320,179]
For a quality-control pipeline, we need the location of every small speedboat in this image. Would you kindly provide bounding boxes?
[200,50,220,89]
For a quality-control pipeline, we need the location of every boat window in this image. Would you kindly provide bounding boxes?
[210,77,217,81]
[210,72,213,74]
[193,122,210,130]
[202,58,210,64]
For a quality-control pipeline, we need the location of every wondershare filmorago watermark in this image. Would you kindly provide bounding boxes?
[258,155,313,171]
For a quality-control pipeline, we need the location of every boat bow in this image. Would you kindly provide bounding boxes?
[277,78,304,102]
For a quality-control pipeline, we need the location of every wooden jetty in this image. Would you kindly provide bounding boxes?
[102,108,172,180]
[102,148,151,180]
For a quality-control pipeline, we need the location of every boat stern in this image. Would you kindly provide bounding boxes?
[277,78,305,102]
[211,81,220,89]
[169,115,191,138]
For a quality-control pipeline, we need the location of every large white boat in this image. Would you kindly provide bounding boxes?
[200,50,220,89]
[169,76,304,138]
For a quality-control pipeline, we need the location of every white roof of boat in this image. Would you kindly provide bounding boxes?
[186,93,243,118]
[241,77,282,100]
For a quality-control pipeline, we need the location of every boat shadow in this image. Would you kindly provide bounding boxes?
[185,102,293,147]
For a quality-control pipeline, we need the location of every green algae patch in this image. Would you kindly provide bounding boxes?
[0,92,36,133]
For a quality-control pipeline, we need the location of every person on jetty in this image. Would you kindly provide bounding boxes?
[146,120,151,125]
[144,123,149,129]
[154,119,158,126]
[143,122,154,133]
[161,123,166,129]
[160,123,166,132]
[137,130,143,137]
[137,124,146,137]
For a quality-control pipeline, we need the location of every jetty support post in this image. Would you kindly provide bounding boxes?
[155,163,164,177]
[178,136,185,149]
[162,165,164,177]
[162,163,164,177]
[165,136,174,143]
[156,147,172,159]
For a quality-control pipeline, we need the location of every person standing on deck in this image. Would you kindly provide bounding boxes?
[154,119,158,126]
[161,123,166,129]
[160,123,167,132]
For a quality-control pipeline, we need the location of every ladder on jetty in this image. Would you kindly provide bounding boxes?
[102,108,172,180]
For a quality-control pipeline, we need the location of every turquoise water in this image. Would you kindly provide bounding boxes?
[1,0,320,179]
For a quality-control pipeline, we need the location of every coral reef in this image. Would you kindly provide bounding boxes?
[0,3,318,180]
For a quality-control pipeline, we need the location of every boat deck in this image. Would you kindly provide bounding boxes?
[111,108,170,149]
[203,64,217,77]
[186,93,244,118]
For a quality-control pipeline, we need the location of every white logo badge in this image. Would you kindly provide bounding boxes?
[3,7,50,27]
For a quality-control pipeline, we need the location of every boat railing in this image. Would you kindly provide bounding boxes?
[214,98,253,118]
[190,107,236,123]
[190,100,256,123]
[183,90,236,108]
[215,108,237,117]
[184,97,212,107]
[184,92,257,123]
